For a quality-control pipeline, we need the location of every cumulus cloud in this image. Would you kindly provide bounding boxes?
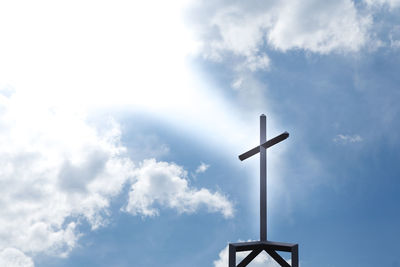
[0,91,235,265]
[188,0,372,69]
[123,159,234,218]
[268,0,371,53]
[214,244,289,267]
[202,6,272,71]
[0,248,34,267]
[333,134,363,143]
[0,92,135,259]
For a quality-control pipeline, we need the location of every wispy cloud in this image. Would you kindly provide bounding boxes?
[389,26,400,48]
[364,0,400,9]
[333,134,363,143]
[195,162,210,174]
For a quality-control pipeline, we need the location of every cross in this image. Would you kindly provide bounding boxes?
[238,114,288,241]
[228,114,298,267]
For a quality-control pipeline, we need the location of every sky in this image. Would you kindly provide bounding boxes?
[0,0,399,266]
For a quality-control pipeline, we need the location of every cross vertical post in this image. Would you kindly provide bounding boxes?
[260,114,267,241]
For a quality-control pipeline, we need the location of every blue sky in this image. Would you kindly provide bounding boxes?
[0,0,400,266]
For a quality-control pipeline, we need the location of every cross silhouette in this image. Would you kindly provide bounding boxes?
[228,114,298,267]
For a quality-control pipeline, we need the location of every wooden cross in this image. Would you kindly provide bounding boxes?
[229,114,298,267]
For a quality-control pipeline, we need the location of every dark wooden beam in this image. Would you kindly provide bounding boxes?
[238,132,289,161]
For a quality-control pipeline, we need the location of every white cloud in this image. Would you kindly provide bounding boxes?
[0,248,34,267]
[0,92,135,259]
[123,159,234,218]
[333,134,363,143]
[0,89,235,266]
[267,0,371,53]
[245,53,270,72]
[202,6,272,71]
[214,243,289,267]
[188,0,372,69]
[195,162,210,174]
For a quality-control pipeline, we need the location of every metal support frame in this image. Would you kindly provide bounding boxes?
[229,241,298,267]
[228,115,298,266]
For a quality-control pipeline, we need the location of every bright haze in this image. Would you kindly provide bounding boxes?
[0,0,399,266]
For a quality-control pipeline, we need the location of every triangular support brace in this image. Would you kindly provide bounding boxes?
[229,241,298,267]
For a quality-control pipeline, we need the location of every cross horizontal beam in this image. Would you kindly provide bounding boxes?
[230,240,296,252]
[238,132,289,161]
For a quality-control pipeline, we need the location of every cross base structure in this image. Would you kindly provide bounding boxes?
[229,241,298,267]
